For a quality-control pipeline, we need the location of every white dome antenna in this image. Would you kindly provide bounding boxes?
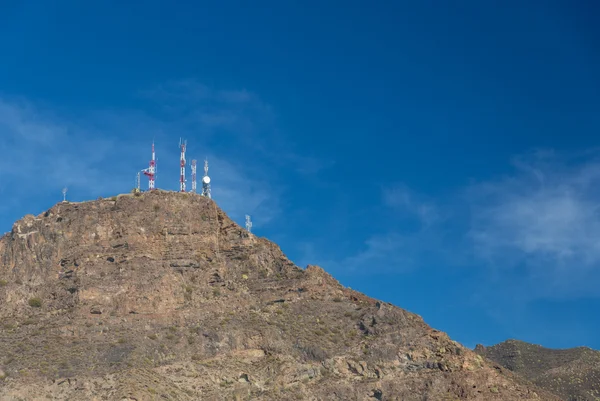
[202,158,211,199]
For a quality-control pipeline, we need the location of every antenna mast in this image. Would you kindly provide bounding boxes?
[143,142,156,190]
[179,138,187,192]
[136,172,141,192]
[62,188,68,203]
[245,215,252,233]
[191,159,197,193]
[202,158,211,198]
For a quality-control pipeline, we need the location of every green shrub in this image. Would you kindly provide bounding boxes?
[0,279,7,287]
[28,298,42,308]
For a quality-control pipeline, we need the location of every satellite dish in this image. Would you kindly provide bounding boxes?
[202,176,211,184]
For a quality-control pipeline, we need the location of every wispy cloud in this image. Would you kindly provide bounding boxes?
[207,155,280,226]
[466,150,600,298]
[297,185,447,276]
[0,98,122,197]
[303,152,600,300]
[139,79,274,140]
[335,233,424,274]
[140,79,329,177]
[382,184,440,226]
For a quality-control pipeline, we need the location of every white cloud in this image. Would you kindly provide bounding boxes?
[207,155,280,227]
[382,184,439,226]
[339,233,417,273]
[466,151,600,297]
[0,98,121,197]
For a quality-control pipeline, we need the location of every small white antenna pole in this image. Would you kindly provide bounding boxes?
[191,159,197,193]
[136,172,141,191]
[179,138,187,192]
[62,188,68,203]
[245,215,252,233]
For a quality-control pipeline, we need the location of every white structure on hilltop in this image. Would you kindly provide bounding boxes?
[191,159,197,193]
[245,215,252,233]
[202,159,211,199]
[179,139,187,192]
[142,142,157,190]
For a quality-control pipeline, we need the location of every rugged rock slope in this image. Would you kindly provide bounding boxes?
[0,191,560,400]
[476,340,600,401]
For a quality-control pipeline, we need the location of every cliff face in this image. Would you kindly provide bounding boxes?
[0,191,559,400]
[476,340,600,401]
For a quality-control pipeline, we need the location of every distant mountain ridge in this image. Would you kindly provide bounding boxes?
[475,339,600,400]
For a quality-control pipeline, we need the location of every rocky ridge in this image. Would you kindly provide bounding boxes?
[476,340,600,401]
[0,191,561,400]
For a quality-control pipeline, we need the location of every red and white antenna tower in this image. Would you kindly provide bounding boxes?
[179,138,187,192]
[143,141,157,190]
[191,159,197,193]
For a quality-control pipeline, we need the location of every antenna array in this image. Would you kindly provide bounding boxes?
[135,141,215,199]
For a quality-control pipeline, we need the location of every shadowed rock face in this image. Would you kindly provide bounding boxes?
[476,340,600,401]
[0,191,560,400]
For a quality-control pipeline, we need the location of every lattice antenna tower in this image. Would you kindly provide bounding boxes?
[62,188,68,203]
[142,141,157,190]
[191,159,197,193]
[179,138,187,192]
[245,215,252,233]
[202,158,211,198]
[136,172,141,192]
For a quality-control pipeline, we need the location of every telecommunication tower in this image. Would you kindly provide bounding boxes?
[62,188,68,203]
[179,139,187,192]
[136,172,141,192]
[191,159,197,193]
[245,215,252,233]
[142,142,157,190]
[202,159,211,198]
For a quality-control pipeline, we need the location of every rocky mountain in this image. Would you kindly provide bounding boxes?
[0,191,561,400]
[475,340,600,401]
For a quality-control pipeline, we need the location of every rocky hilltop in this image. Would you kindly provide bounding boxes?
[476,340,600,401]
[0,191,560,400]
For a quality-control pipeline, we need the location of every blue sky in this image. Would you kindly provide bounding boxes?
[1,0,600,350]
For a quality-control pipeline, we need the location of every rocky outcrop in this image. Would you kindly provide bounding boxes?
[476,340,600,401]
[0,191,560,400]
